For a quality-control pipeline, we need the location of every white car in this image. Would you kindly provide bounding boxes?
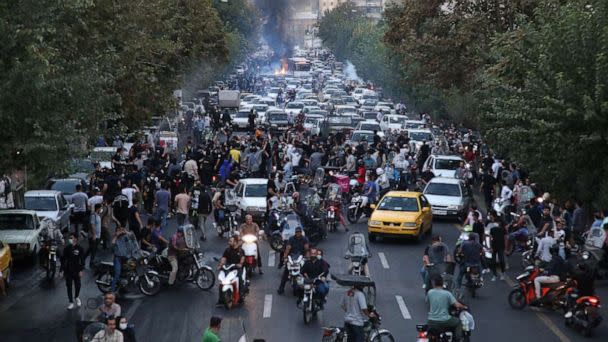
[302,99,319,107]
[24,190,72,231]
[407,129,434,151]
[285,101,305,116]
[355,120,385,138]
[266,87,282,100]
[402,119,426,130]
[335,105,358,116]
[232,179,268,222]
[423,177,471,219]
[380,114,409,132]
[232,111,251,129]
[250,104,269,123]
[347,130,376,146]
[422,155,464,178]
[0,210,51,260]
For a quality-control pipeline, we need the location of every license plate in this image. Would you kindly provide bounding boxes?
[433,210,447,215]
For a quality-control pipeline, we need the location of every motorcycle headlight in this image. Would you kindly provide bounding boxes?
[241,234,257,243]
[582,251,590,260]
[297,277,304,285]
[352,261,360,267]
[369,220,382,226]
[304,284,312,290]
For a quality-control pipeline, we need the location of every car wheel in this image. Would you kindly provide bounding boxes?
[368,233,377,243]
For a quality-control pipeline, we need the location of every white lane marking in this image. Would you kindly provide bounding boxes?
[395,295,412,320]
[263,294,273,318]
[378,252,390,269]
[268,251,276,267]
[125,299,142,319]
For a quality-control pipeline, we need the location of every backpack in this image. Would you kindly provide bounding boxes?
[2,177,11,196]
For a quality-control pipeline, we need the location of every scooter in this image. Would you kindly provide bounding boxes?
[242,231,263,278]
[564,292,603,337]
[416,306,474,342]
[325,203,339,233]
[508,265,574,310]
[218,264,248,309]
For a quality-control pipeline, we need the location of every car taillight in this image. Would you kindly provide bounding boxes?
[588,297,600,306]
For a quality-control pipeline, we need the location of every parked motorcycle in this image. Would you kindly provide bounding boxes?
[215,204,239,238]
[508,265,573,310]
[579,247,608,279]
[217,264,248,309]
[147,249,215,290]
[416,306,474,342]
[564,292,603,337]
[39,238,59,280]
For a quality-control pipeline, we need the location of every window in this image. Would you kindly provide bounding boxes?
[377,196,420,212]
[25,197,58,211]
[424,183,462,197]
[235,183,244,197]
[434,159,461,170]
[420,196,430,208]
[0,214,35,230]
[244,184,267,197]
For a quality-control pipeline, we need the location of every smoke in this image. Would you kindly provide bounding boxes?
[344,60,363,82]
[255,0,294,58]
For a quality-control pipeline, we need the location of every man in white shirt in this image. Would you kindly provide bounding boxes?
[492,159,502,179]
[536,230,556,263]
[88,188,104,212]
[121,184,138,208]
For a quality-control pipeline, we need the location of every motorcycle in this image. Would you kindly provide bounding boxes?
[424,262,455,294]
[324,183,342,233]
[461,266,483,299]
[492,198,515,224]
[322,306,394,342]
[345,232,371,277]
[242,231,263,278]
[564,292,603,337]
[147,248,215,290]
[579,247,608,279]
[215,203,239,238]
[416,306,474,342]
[302,276,325,325]
[508,265,574,310]
[347,193,374,224]
[217,264,248,309]
[94,255,161,296]
[286,254,305,296]
[39,237,59,280]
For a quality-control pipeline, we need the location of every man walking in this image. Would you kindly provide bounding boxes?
[71,184,89,236]
[154,182,171,230]
[88,203,103,268]
[341,284,373,342]
[202,316,222,342]
[61,233,85,309]
[174,186,191,226]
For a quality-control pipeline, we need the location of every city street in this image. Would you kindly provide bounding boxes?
[1,212,607,341]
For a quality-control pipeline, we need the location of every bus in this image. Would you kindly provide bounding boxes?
[287,57,312,78]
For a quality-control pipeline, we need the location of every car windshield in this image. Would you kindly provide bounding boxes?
[0,214,35,230]
[425,183,461,197]
[287,103,303,109]
[244,184,267,197]
[351,132,374,142]
[377,197,419,212]
[49,180,78,195]
[409,132,432,141]
[388,116,407,124]
[236,112,249,118]
[328,116,352,125]
[305,118,320,124]
[90,150,114,161]
[435,159,461,170]
[25,197,58,211]
[336,107,356,115]
[361,123,380,131]
[270,114,288,121]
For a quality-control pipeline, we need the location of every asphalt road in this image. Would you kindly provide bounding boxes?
[1,208,607,342]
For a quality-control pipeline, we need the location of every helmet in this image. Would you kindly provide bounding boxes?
[376,167,384,176]
[463,225,473,233]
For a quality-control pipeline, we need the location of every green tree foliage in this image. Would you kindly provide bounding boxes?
[317,2,363,61]
[477,0,608,206]
[0,0,236,183]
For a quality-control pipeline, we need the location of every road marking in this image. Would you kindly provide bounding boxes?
[125,299,142,319]
[378,252,390,269]
[503,275,571,342]
[268,251,276,267]
[263,294,273,318]
[395,295,412,320]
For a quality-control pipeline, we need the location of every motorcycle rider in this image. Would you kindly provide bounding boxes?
[426,275,467,342]
[422,235,452,289]
[300,248,330,307]
[239,214,263,275]
[217,236,246,304]
[168,227,189,286]
[360,173,378,209]
[277,227,310,294]
[110,226,135,292]
[532,245,566,305]
[341,283,375,342]
[455,233,483,291]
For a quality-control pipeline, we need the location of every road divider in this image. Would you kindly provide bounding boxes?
[395,295,412,320]
[263,294,273,318]
[378,252,390,269]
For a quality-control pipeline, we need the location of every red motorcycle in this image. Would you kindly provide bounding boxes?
[565,293,603,337]
[508,265,575,310]
[324,183,343,233]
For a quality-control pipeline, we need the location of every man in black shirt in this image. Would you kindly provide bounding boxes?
[489,221,507,281]
[217,236,246,303]
[480,170,495,211]
[277,227,309,294]
[61,233,85,309]
[301,248,330,306]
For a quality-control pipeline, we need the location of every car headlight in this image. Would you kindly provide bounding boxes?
[369,220,382,226]
[447,205,460,210]
[403,222,417,227]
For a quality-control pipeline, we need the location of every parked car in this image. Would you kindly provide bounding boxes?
[45,178,87,202]
[422,177,471,220]
[24,190,72,231]
[0,210,50,261]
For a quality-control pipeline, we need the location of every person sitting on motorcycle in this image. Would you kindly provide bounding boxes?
[360,173,378,209]
[426,275,467,342]
[506,211,530,255]
[239,214,263,275]
[217,236,246,304]
[497,179,513,215]
[110,226,135,292]
[356,160,366,185]
[168,227,189,286]
[532,245,566,305]
[300,248,330,307]
[98,292,121,321]
[455,233,483,291]
[212,186,226,229]
[277,227,310,294]
[422,235,452,289]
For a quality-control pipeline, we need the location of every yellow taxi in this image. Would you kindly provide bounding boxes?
[367,191,432,242]
[0,239,12,285]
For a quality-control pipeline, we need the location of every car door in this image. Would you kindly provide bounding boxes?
[420,195,432,230]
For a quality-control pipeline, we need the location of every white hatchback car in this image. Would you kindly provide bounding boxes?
[233,178,268,222]
[423,177,471,220]
[422,155,464,178]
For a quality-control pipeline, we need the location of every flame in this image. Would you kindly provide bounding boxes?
[274,59,288,75]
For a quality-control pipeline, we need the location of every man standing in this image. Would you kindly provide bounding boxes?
[154,182,171,230]
[71,184,89,236]
[341,284,373,342]
[61,233,85,309]
[202,316,222,342]
[88,203,102,268]
[174,187,191,226]
[193,183,212,241]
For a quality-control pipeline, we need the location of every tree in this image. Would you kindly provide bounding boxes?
[477,0,608,206]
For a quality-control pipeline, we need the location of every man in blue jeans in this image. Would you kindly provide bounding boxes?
[154,182,171,230]
[110,226,132,292]
[456,233,483,291]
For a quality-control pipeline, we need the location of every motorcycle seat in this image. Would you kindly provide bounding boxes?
[100,261,114,267]
[542,282,565,289]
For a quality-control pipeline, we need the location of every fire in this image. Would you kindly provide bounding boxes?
[274,59,288,75]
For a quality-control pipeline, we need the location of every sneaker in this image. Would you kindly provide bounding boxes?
[482,268,490,274]
[491,276,497,282]
[499,274,505,281]
[67,303,75,310]
[75,298,82,307]
[422,284,426,289]
[277,288,285,295]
